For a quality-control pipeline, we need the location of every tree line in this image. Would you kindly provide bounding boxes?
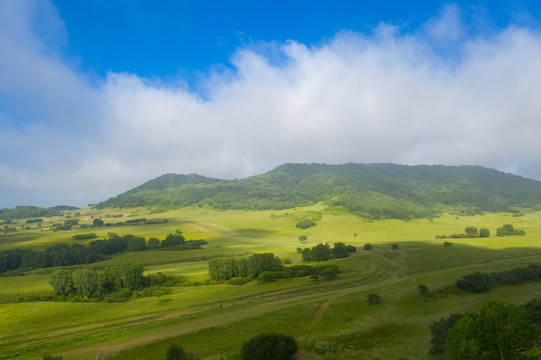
[456,264,541,293]
[436,224,525,240]
[0,233,206,275]
[208,253,340,283]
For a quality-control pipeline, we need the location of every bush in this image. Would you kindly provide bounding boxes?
[166,344,187,360]
[363,243,372,250]
[465,227,478,238]
[391,243,399,250]
[299,235,307,242]
[241,333,298,360]
[258,271,279,282]
[418,284,428,296]
[479,228,490,238]
[367,293,381,304]
[295,220,316,229]
[444,241,453,247]
[456,272,493,293]
[104,288,133,303]
[72,233,97,240]
[346,245,357,252]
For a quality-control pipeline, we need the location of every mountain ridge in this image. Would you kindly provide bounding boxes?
[96,163,541,220]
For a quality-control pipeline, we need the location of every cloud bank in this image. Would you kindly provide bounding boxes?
[1,1,541,207]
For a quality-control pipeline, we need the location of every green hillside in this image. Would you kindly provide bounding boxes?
[97,163,541,220]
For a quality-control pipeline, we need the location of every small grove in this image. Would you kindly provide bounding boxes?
[297,241,356,262]
[0,232,206,275]
[455,264,541,293]
[48,264,186,302]
[208,252,340,284]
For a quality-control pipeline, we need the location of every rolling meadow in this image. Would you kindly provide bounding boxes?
[2,202,541,359]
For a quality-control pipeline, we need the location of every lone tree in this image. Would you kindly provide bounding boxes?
[92,218,104,226]
[241,333,298,360]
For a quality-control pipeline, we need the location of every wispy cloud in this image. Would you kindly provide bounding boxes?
[1,0,541,207]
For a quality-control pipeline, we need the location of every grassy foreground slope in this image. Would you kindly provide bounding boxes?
[96,163,541,220]
[1,204,541,359]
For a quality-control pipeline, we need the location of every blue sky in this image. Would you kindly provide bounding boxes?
[53,1,540,85]
[1,0,541,207]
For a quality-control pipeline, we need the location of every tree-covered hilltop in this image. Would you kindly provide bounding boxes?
[0,205,79,220]
[96,163,541,220]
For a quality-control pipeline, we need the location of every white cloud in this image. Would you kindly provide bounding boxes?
[1,1,541,207]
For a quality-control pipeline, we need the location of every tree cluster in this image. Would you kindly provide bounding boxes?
[53,219,79,231]
[208,253,283,281]
[436,227,490,239]
[0,205,78,220]
[456,264,541,293]
[49,264,184,301]
[296,219,316,229]
[241,333,298,360]
[208,253,340,283]
[430,301,540,359]
[496,224,526,237]
[0,233,207,275]
[300,242,356,262]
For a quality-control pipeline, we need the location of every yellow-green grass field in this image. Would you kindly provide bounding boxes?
[1,204,541,359]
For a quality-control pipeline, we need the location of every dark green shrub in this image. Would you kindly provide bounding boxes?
[465,227,478,238]
[367,293,381,304]
[166,344,187,360]
[363,243,372,250]
[456,272,493,292]
[241,333,298,360]
[41,355,62,360]
[332,242,350,258]
[479,228,490,238]
[104,288,132,303]
[295,220,316,229]
[346,245,357,252]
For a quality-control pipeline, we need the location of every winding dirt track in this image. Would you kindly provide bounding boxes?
[58,273,401,359]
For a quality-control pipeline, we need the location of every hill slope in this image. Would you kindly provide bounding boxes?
[97,163,541,220]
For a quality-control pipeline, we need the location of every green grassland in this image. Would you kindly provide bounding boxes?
[1,204,541,359]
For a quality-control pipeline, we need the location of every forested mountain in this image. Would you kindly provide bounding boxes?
[0,205,79,220]
[97,163,541,220]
